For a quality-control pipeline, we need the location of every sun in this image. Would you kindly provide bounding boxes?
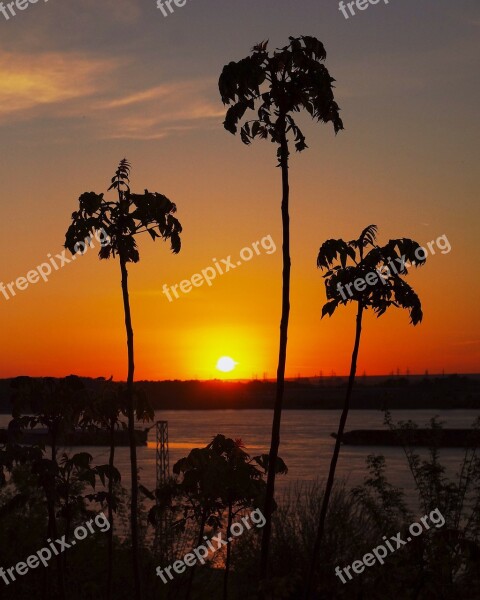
[216,356,237,373]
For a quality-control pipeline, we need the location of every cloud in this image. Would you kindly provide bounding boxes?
[0,52,118,124]
[93,80,225,140]
[0,50,224,141]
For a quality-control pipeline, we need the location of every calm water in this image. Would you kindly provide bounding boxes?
[3,409,478,501]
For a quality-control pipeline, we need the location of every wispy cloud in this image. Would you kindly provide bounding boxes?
[0,50,224,140]
[97,84,178,110]
[0,52,117,123]
[94,80,225,140]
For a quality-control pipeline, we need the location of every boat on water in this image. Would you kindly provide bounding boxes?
[0,427,149,447]
[332,429,480,447]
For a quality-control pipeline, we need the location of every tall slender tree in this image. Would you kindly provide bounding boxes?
[219,36,343,579]
[305,225,426,597]
[65,160,182,599]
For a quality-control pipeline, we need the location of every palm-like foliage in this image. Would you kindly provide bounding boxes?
[65,160,182,600]
[306,226,426,597]
[219,37,343,579]
[317,224,424,324]
[219,37,343,158]
[65,159,181,261]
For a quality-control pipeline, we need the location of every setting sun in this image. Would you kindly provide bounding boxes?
[216,356,237,373]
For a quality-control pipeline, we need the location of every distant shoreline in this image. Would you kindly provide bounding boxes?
[2,408,480,415]
[1,374,479,413]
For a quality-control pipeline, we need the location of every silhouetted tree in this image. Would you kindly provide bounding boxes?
[10,375,88,600]
[219,37,343,579]
[159,435,285,600]
[305,225,426,597]
[172,441,227,600]
[81,381,124,600]
[55,450,98,569]
[209,436,270,600]
[65,160,182,600]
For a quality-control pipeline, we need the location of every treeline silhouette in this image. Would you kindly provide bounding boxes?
[0,375,478,413]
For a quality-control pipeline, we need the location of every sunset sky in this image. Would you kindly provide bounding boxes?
[0,0,479,380]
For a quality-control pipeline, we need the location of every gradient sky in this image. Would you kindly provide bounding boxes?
[0,0,479,380]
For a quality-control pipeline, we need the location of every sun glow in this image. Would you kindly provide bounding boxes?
[216,356,237,373]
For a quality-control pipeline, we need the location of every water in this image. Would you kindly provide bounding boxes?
[2,409,478,501]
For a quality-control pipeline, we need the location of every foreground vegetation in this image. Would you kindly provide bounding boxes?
[1,392,479,599]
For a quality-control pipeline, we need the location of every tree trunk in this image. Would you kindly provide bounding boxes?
[223,502,234,600]
[185,509,208,600]
[107,419,116,600]
[63,477,71,572]
[260,124,290,580]
[305,303,364,598]
[46,492,66,599]
[49,430,66,600]
[120,255,142,600]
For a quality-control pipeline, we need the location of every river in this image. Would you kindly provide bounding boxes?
[3,409,477,501]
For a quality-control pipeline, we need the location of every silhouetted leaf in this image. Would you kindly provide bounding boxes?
[322,300,338,318]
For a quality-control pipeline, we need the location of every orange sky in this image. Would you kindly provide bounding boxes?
[0,1,479,380]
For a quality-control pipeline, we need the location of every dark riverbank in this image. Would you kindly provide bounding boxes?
[1,374,479,413]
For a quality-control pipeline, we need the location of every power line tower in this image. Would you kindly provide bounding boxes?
[154,420,171,563]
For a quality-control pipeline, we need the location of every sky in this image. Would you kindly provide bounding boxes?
[0,0,479,380]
